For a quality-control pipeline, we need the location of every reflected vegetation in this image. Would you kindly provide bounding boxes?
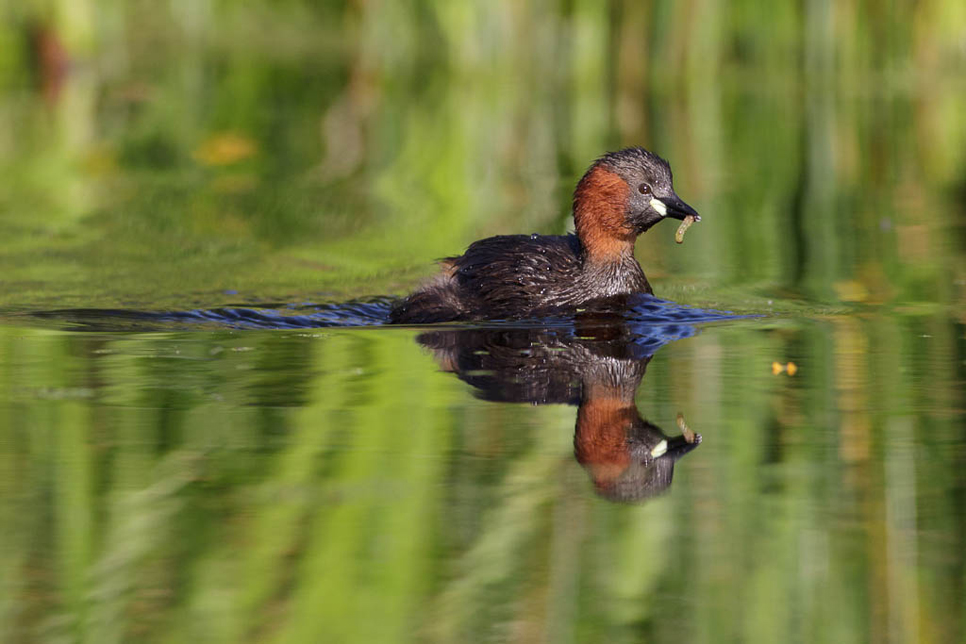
[3,308,963,643]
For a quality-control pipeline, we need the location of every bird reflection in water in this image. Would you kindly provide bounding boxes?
[416,313,702,503]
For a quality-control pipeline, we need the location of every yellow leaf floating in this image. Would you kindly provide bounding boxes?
[193,133,257,166]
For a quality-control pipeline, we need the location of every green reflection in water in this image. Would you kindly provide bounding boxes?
[0,1,964,643]
[0,314,963,643]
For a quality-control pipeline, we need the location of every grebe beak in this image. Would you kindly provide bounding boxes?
[651,194,701,222]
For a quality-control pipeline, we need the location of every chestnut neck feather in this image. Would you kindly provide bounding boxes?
[572,165,635,262]
[574,382,636,485]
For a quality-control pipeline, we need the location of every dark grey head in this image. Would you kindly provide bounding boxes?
[594,147,700,233]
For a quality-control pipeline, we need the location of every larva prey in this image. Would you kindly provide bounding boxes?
[675,215,696,244]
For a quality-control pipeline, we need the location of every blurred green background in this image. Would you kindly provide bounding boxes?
[0,0,962,310]
[0,1,965,643]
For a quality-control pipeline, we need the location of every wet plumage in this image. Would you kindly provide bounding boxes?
[389,147,699,323]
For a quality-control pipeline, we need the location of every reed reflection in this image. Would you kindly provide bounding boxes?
[417,315,701,503]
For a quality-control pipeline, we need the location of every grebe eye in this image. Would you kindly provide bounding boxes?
[638,183,651,195]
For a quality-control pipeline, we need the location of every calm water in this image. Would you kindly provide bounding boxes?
[1,3,965,643]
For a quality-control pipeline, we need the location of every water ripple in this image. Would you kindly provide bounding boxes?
[25,294,756,332]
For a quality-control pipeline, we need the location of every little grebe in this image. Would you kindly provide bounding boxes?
[389,147,700,323]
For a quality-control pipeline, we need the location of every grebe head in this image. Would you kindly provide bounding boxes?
[601,147,700,230]
[572,147,700,259]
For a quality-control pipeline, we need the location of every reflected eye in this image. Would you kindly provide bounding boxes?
[638,183,651,195]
